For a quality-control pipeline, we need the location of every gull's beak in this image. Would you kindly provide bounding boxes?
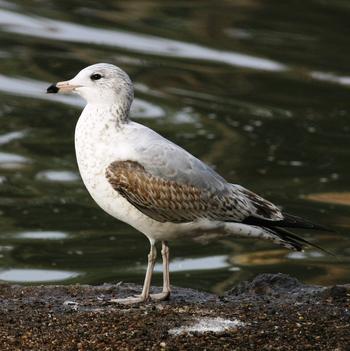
[46,80,81,94]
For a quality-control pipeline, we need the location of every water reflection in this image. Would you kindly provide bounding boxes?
[311,71,350,87]
[287,251,324,260]
[0,9,286,71]
[305,192,350,207]
[36,170,79,183]
[0,74,82,106]
[0,0,16,10]
[0,0,348,291]
[0,245,13,252]
[0,74,165,119]
[154,255,231,273]
[0,268,80,282]
[16,231,68,240]
[0,131,26,145]
[0,151,29,169]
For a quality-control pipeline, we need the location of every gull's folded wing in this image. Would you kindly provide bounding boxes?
[105,160,282,224]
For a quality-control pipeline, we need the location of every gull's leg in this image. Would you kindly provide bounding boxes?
[111,239,157,304]
[151,241,171,301]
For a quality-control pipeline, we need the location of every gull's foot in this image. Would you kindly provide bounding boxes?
[110,295,149,305]
[150,291,171,301]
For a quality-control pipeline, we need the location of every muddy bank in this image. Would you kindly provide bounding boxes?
[0,273,349,350]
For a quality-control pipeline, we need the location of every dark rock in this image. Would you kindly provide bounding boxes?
[0,274,349,350]
[227,273,303,296]
[224,273,323,304]
[321,285,349,302]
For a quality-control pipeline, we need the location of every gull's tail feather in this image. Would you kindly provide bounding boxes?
[241,211,334,255]
[279,213,333,232]
[222,223,327,253]
[223,222,333,255]
[243,212,333,232]
[266,226,335,256]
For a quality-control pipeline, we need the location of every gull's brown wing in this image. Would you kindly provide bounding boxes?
[105,160,282,223]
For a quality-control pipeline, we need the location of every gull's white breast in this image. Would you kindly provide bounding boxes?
[75,106,143,223]
[74,105,193,241]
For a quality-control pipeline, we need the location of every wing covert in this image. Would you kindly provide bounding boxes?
[105,160,282,223]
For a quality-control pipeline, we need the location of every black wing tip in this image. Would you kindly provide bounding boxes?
[243,213,334,232]
[244,213,335,256]
[282,213,335,232]
[271,227,336,257]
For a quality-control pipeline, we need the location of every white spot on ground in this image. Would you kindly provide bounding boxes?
[63,300,79,311]
[168,317,244,335]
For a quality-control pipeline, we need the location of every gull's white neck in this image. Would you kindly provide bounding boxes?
[80,102,130,129]
[74,102,131,181]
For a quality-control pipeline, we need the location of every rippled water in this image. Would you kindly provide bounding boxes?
[0,0,349,292]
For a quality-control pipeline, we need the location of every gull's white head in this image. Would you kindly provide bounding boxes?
[47,63,134,107]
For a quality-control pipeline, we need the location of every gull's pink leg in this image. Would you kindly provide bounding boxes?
[111,240,157,304]
[151,241,171,301]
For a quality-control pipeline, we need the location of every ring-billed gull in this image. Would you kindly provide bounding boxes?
[47,63,330,304]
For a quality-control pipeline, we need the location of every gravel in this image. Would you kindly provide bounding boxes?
[0,273,349,350]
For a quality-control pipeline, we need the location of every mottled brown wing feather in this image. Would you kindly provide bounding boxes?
[106,160,211,222]
[105,160,281,223]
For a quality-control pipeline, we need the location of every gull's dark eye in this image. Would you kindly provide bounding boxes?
[90,73,102,81]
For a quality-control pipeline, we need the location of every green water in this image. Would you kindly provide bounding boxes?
[0,0,349,293]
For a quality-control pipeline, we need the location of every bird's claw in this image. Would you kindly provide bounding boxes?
[110,295,149,305]
[150,291,171,301]
[110,291,170,304]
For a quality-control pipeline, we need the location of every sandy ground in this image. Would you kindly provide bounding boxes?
[0,273,349,350]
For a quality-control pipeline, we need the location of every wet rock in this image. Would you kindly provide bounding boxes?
[225,273,322,302]
[227,273,302,294]
[321,285,350,302]
[0,273,349,350]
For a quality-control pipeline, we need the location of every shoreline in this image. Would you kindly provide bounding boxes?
[0,273,349,350]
